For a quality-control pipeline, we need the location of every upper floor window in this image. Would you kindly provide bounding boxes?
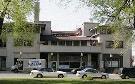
[73,41,80,46]
[106,41,123,48]
[58,41,65,46]
[66,41,72,46]
[51,41,57,45]
[81,41,87,46]
[0,40,6,47]
[41,41,48,45]
[14,39,33,47]
[90,40,98,46]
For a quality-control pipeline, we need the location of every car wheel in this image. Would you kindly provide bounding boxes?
[125,75,129,79]
[101,75,106,79]
[58,74,64,78]
[37,74,43,78]
[82,74,87,79]
[14,69,18,73]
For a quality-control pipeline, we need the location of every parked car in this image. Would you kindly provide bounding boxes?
[30,68,67,78]
[76,68,109,79]
[71,68,84,74]
[120,68,135,79]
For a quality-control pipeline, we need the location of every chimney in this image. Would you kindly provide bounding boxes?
[34,0,40,23]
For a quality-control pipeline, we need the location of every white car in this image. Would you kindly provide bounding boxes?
[30,68,67,78]
[76,68,108,79]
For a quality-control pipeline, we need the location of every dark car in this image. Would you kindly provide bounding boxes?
[120,68,135,79]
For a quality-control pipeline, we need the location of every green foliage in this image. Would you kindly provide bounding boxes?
[58,0,134,51]
[0,0,38,46]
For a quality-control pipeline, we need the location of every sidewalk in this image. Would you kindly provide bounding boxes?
[109,74,121,79]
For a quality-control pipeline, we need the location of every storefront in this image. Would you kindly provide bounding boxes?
[103,54,123,73]
[40,52,100,71]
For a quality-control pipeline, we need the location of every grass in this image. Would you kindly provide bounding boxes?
[0,78,135,84]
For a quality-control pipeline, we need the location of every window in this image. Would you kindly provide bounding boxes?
[117,41,123,48]
[66,41,72,46]
[70,62,80,68]
[41,41,48,45]
[81,41,87,46]
[106,41,123,48]
[14,39,33,47]
[51,41,57,45]
[106,41,113,48]
[90,40,98,46]
[0,40,6,47]
[58,41,65,46]
[73,41,80,46]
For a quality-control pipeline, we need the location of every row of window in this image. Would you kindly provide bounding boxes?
[106,41,123,48]
[89,27,113,35]
[14,39,33,47]
[41,40,98,46]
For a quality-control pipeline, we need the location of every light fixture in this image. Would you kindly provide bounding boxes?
[20,51,22,55]
[110,54,112,58]
[81,53,83,56]
[51,52,53,56]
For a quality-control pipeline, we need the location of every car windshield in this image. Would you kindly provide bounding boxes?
[81,68,88,72]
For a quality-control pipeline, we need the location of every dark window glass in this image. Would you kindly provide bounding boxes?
[14,39,33,47]
[106,41,123,48]
[81,41,87,46]
[51,41,57,45]
[58,41,65,46]
[66,41,72,46]
[117,41,123,48]
[41,41,48,45]
[70,62,80,68]
[73,41,80,46]
[106,41,113,48]
[0,40,6,47]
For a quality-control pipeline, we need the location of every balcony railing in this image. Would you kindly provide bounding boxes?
[40,45,101,53]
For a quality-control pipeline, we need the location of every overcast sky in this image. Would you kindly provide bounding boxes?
[39,0,93,31]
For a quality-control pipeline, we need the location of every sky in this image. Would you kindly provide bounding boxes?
[39,0,93,31]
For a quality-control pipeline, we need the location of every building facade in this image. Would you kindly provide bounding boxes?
[0,21,132,73]
[0,2,132,73]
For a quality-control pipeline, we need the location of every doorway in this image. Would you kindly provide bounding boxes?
[91,54,99,69]
[51,61,57,71]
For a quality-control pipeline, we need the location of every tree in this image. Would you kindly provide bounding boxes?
[80,0,134,48]
[58,0,134,48]
[0,0,38,46]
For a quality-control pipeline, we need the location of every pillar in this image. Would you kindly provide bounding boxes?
[99,54,104,70]
[57,53,59,70]
[48,53,51,68]
[87,54,91,66]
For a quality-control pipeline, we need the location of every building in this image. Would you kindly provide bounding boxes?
[0,1,132,73]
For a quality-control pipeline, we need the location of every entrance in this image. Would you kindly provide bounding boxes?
[51,61,57,71]
[0,57,6,70]
[40,53,48,68]
[91,54,99,69]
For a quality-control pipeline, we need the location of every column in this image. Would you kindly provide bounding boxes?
[57,53,59,70]
[6,35,14,70]
[99,54,104,70]
[87,54,91,66]
[48,53,51,68]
